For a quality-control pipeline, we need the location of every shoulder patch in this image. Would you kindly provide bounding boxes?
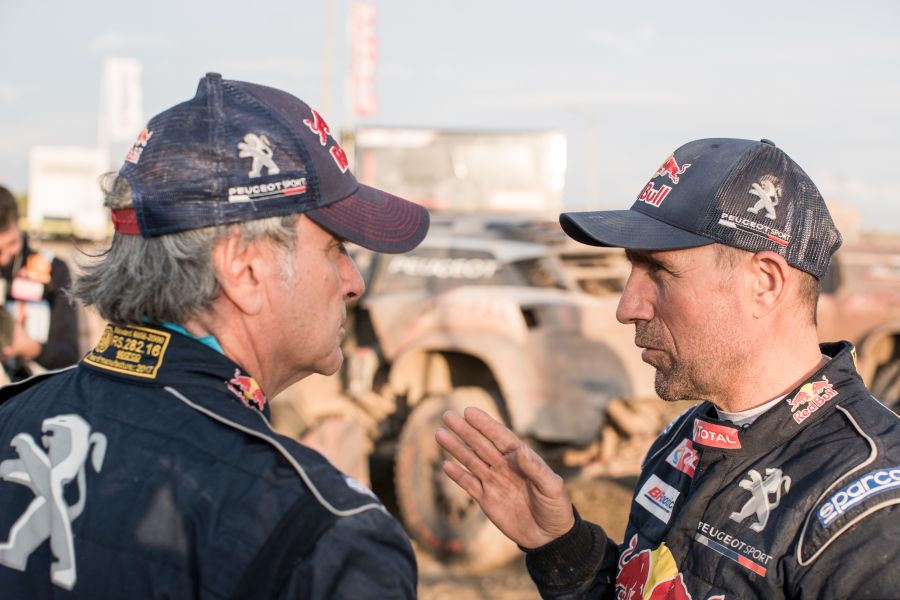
[642,403,704,470]
[800,466,900,564]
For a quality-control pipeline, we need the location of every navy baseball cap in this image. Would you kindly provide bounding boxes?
[112,73,429,253]
[560,138,842,279]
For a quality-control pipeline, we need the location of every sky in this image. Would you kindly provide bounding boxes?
[2,0,899,233]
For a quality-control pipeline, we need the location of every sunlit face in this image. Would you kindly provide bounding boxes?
[616,244,749,402]
[0,224,23,268]
[265,216,365,379]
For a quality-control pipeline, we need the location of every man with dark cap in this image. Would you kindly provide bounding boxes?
[437,138,899,598]
[0,185,79,381]
[0,73,428,598]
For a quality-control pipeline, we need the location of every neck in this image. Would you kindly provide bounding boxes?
[710,325,824,413]
[181,304,308,398]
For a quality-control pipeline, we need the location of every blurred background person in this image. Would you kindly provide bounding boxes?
[0,185,79,381]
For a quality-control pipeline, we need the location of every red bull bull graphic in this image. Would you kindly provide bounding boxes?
[616,534,692,600]
[302,108,351,172]
[654,155,691,185]
[125,127,153,164]
[638,182,672,207]
[303,108,332,146]
[226,369,268,412]
[786,376,838,425]
[692,420,741,450]
[666,439,699,478]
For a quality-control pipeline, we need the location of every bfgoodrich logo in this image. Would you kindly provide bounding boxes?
[636,474,680,524]
[818,467,900,527]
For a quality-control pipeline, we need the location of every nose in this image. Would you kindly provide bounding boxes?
[616,266,654,324]
[342,254,366,301]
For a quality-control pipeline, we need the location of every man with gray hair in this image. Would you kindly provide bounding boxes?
[0,73,428,598]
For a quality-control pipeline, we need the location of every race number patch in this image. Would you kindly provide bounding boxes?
[84,325,170,379]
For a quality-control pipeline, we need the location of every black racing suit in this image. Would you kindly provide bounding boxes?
[526,342,900,599]
[0,323,417,598]
[0,234,80,379]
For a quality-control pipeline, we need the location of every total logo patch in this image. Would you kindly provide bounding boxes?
[636,474,680,524]
[786,376,838,425]
[692,419,742,450]
[666,438,699,478]
[818,466,900,527]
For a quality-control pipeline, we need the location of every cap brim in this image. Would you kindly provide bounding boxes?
[307,184,430,253]
[560,209,714,250]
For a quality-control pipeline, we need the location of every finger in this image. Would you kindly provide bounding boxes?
[441,410,507,469]
[514,445,566,498]
[462,406,525,455]
[441,460,484,501]
[435,426,495,481]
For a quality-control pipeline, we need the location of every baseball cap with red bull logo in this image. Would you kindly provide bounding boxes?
[112,73,429,254]
[560,138,841,279]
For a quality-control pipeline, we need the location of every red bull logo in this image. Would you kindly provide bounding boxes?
[638,182,672,207]
[654,155,692,185]
[226,369,268,412]
[303,108,332,146]
[330,144,350,172]
[616,534,692,600]
[786,376,838,424]
[125,128,153,164]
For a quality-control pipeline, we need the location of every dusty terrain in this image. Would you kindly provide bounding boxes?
[417,476,635,599]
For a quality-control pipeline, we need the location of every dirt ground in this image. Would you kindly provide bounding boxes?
[417,476,635,599]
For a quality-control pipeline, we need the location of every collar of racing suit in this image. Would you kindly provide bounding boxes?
[80,322,273,420]
[688,341,865,456]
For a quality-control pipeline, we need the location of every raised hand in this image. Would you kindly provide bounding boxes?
[435,406,575,549]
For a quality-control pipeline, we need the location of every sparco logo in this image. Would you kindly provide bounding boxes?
[0,415,108,589]
[818,467,900,527]
[692,419,741,449]
[729,468,791,532]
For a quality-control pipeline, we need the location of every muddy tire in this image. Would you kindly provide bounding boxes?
[395,387,519,573]
[871,358,900,413]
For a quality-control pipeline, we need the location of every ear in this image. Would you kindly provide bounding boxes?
[749,251,789,318]
[212,227,267,316]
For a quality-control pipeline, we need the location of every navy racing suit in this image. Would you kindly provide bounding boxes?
[0,323,417,598]
[525,342,900,599]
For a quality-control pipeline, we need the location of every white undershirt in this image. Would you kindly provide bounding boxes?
[715,355,832,427]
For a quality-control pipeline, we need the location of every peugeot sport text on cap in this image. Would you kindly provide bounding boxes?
[560,138,842,279]
[112,73,429,254]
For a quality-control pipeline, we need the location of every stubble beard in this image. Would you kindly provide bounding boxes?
[636,322,727,403]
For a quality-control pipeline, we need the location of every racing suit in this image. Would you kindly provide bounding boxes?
[0,234,80,379]
[526,341,900,599]
[0,323,416,598]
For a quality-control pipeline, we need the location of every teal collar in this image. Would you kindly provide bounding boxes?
[159,321,225,355]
